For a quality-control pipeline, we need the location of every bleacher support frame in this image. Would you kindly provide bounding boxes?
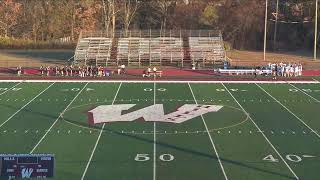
[74,30,226,68]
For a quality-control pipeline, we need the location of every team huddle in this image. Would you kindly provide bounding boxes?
[268,63,303,78]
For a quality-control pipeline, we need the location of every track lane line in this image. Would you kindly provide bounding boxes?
[30,82,89,153]
[287,83,320,103]
[188,83,229,180]
[222,83,299,180]
[256,83,320,139]
[0,81,23,96]
[0,82,55,129]
[81,82,122,180]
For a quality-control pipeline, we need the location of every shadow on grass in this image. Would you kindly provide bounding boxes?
[0,103,295,179]
[60,118,296,180]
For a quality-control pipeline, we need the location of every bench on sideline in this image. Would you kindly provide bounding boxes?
[150,71,163,77]
[218,69,272,75]
[143,71,163,77]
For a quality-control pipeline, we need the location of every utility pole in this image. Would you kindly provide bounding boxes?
[264,0,268,61]
[314,0,318,60]
[273,0,279,51]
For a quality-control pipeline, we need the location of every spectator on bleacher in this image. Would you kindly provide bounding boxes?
[153,67,157,73]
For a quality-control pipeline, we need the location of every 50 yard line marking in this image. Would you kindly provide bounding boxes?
[153,82,157,180]
[81,82,122,180]
[256,83,320,139]
[30,82,89,153]
[0,81,23,96]
[0,82,55,129]
[188,83,229,180]
[222,83,299,180]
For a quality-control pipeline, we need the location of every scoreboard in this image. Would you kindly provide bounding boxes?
[0,154,54,179]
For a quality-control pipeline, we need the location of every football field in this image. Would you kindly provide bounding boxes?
[0,80,320,180]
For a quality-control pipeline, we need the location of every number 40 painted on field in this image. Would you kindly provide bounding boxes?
[263,154,305,163]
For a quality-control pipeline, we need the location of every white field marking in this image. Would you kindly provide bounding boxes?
[0,79,319,84]
[221,83,299,180]
[0,81,23,96]
[256,83,320,139]
[288,83,320,103]
[0,83,55,129]
[81,82,122,180]
[29,82,89,154]
[188,83,229,180]
[153,82,157,180]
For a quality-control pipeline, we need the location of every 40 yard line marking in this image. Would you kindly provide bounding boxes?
[256,83,320,139]
[188,83,229,180]
[30,82,89,154]
[288,83,320,103]
[0,81,23,96]
[0,82,55,129]
[81,82,122,180]
[222,83,299,180]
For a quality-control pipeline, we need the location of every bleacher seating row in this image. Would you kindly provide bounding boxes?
[74,30,226,67]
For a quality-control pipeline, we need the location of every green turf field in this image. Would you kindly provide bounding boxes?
[0,80,320,180]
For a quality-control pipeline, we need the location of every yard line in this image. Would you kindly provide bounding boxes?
[30,82,89,154]
[153,81,157,180]
[0,81,23,96]
[81,82,122,180]
[221,83,299,180]
[256,83,320,139]
[188,83,229,180]
[0,82,55,129]
[288,83,320,103]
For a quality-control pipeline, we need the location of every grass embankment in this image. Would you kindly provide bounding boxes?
[0,37,75,49]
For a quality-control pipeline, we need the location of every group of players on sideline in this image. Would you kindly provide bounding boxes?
[16,64,161,77]
[267,62,303,79]
[15,62,303,78]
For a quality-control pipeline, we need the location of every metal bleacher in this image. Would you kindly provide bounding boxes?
[74,30,226,67]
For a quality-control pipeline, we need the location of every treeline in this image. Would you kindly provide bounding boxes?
[0,0,318,50]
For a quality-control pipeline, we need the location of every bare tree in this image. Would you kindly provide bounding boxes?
[101,0,120,37]
[122,0,139,36]
[151,0,176,32]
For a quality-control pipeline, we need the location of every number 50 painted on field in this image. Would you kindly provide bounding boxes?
[134,154,174,162]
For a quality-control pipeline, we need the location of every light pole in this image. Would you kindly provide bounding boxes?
[264,0,268,61]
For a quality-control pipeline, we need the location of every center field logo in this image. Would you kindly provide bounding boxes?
[87,104,223,125]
